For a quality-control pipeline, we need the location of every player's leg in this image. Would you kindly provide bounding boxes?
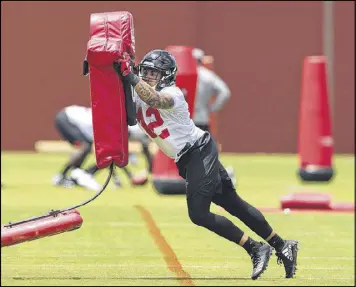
[54,111,100,191]
[85,161,144,188]
[67,140,103,192]
[55,110,92,170]
[212,163,275,240]
[53,110,79,187]
[69,141,92,170]
[127,126,138,165]
[178,134,243,243]
[85,164,123,188]
[129,125,152,173]
[177,133,271,280]
[85,164,100,176]
[141,136,153,173]
[212,163,298,278]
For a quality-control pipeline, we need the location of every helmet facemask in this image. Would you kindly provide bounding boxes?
[138,50,178,91]
[156,67,177,91]
[139,66,163,87]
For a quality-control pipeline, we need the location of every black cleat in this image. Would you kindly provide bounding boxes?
[250,242,273,280]
[276,240,299,278]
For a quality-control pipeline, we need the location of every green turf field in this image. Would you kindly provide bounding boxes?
[1,152,355,286]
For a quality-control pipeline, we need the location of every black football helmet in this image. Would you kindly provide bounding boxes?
[138,49,177,91]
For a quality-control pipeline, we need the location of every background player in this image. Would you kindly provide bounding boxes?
[53,105,151,190]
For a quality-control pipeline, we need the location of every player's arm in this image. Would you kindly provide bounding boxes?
[134,81,174,109]
[209,73,231,112]
[113,61,175,110]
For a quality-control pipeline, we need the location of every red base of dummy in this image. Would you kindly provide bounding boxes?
[298,167,334,182]
[131,172,149,186]
[1,210,83,247]
[152,150,185,194]
[329,202,355,212]
[280,192,355,211]
[281,192,331,210]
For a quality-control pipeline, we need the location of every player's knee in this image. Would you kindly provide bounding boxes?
[81,142,92,154]
[188,209,209,227]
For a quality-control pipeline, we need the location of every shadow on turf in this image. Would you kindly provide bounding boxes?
[11,276,274,281]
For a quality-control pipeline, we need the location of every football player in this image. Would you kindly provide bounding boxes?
[53,106,151,190]
[113,49,299,280]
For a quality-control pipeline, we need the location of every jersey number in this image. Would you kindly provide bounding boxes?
[136,107,170,139]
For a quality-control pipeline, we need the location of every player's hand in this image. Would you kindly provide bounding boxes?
[132,64,139,75]
[113,57,140,87]
[113,60,132,77]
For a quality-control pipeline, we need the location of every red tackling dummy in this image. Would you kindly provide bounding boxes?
[86,11,135,168]
[297,56,334,181]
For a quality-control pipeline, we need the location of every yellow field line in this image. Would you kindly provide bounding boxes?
[134,205,194,286]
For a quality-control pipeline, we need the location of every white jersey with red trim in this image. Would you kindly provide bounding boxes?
[133,86,205,162]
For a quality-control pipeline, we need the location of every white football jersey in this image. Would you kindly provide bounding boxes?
[134,86,205,162]
[64,105,93,141]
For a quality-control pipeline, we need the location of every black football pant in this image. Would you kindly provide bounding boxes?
[176,132,273,244]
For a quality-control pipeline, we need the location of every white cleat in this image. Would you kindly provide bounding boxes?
[70,168,102,192]
[52,174,75,188]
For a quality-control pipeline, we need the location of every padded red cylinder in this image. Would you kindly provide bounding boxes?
[1,210,83,247]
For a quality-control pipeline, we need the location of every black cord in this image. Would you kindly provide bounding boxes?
[3,163,114,228]
[61,162,114,212]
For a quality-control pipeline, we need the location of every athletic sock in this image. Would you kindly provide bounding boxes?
[242,237,261,255]
[267,234,285,252]
[86,165,99,175]
[61,165,72,177]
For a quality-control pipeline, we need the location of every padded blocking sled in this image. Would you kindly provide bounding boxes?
[151,46,198,195]
[87,11,136,168]
[1,210,83,247]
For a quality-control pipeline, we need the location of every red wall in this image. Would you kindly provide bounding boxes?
[334,1,355,154]
[1,1,354,153]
